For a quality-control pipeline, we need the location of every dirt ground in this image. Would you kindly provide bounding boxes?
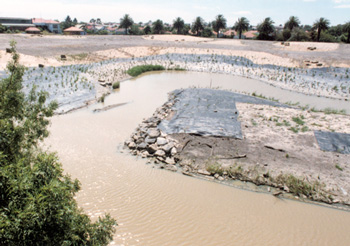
[0,34,349,68]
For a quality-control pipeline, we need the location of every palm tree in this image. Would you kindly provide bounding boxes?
[284,16,300,31]
[120,14,134,35]
[173,17,185,34]
[212,14,227,38]
[192,17,204,36]
[234,17,250,39]
[257,17,275,40]
[313,17,330,42]
[152,19,164,34]
[343,21,350,43]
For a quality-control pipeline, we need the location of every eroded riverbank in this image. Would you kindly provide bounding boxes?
[125,88,350,205]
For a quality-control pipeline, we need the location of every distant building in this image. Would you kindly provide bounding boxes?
[0,17,35,31]
[32,18,61,33]
[242,30,259,39]
[25,27,41,34]
[63,26,84,35]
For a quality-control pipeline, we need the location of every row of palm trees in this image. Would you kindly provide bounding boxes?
[119,14,350,43]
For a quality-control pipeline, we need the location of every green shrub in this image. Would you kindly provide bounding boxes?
[112,82,120,89]
[0,41,117,245]
[127,65,165,77]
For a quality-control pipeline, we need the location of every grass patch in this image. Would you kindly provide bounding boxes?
[301,126,309,132]
[274,174,324,197]
[69,53,88,60]
[112,82,120,89]
[335,164,343,171]
[289,127,299,133]
[292,116,305,125]
[127,65,165,77]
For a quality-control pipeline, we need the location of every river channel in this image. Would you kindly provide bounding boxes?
[45,71,350,245]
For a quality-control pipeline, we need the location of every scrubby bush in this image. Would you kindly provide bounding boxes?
[127,65,165,77]
[0,41,117,245]
[112,81,120,89]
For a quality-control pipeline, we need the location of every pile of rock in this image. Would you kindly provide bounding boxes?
[124,99,180,171]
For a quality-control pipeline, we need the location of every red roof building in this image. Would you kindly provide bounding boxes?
[32,18,61,33]
[25,27,41,34]
[63,26,84,35]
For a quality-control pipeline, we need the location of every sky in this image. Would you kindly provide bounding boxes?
[1,0,349,26]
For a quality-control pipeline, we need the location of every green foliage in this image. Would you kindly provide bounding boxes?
[0,24,7,33]
[201,27,213,38]
[212,14,227,38]
[127,65,165,77]
[120,14,134,35]
[313,17,330,42]
[173,17,185,35]
[274,174,324,197]
[129,24,142,35]
[335,164,343,171]
[143,26,152,34]
[112,82,120,89]
[257,17,275,40]
[152,19,164,34]
[234,17,250,39]
[292,116,305,125]
[0,41,116,245]
[288,28,311,41]
[284,16,300,31]
[192,17,204,36]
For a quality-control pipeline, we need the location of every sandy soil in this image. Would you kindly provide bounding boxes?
[274,41,340,52]
[143,34,214,42]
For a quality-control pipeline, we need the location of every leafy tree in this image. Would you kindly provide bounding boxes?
[212,14,227,38]
[129,24,141,35]
[0,41,117,245]
[173,17,185,34]
[192,17,204,36]
[119,14,134,35]
[152,19,164,34]
[96,18,102,25]
[284,16,300,31]
[61,15,74,30]
[0,24,7,33]
[73,18,78,26]
[234,17,249,39]
[288,28,310,41]
[343,21,350,43]
[144,25,152,34]
[313,17,330,42]
[201,27,213,37]
[257,17,275,40]
[90,18,96,24]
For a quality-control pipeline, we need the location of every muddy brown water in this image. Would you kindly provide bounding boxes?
[46,71,350,245]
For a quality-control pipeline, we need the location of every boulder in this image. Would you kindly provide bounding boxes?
[170,147,177,156]
[128,142,136,149]
[147,144,158,154]
[165,165,178,172]
[157,137,168,146]
[155,149,166,157]
[162,143,174,153]
[147,128,160,138]
[165,157,176,165]
[197,169,211,176]
[145,136,157,144]
[137,142,148,150]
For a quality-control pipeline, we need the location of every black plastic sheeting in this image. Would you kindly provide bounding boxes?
[158,88,289,138]
[314,131,350,154]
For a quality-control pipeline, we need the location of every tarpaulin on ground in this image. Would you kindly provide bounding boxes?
[314,131,350,154]
[158,88,288,138]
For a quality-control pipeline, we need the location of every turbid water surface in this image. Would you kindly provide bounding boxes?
[46,71,350,245]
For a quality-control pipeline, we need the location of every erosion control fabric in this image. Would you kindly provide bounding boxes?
[314,131,350,154]
[158,88,288,138]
